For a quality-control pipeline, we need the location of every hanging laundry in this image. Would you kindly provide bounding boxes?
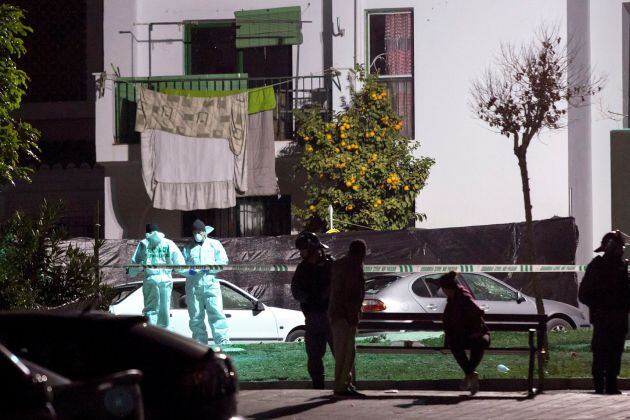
[238,110,278,197]
[135,88,248,156]
[161,85,276,115]
[141,130,238,210]
[161,86,279,197]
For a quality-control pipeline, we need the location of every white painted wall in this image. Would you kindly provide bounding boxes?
[128,0,323,78]
[336,1,550,231]
[339,0,569,229]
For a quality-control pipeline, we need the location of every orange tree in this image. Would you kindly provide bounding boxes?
[294,69,434,231]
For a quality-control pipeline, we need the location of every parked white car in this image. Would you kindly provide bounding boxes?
[110,279,306,343]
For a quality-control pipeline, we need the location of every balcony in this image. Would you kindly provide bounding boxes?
[114,74,332,144]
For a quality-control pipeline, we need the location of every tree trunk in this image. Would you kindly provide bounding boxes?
[516,150,546,316]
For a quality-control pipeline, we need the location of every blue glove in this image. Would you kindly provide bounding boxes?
[188,269,198,276]
[201,269,210,275]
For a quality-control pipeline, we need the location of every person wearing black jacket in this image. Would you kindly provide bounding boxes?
[578,230,630,394]
[439,271,490,396]
[291,231,334,389]
[329,239,367,398]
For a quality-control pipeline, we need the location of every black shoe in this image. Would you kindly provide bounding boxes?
[348,388,367,398]
[606,378,621,395]
[313,382,325,390]
[593,376,604,394]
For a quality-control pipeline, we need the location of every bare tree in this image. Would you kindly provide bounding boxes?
[471,26,604,316]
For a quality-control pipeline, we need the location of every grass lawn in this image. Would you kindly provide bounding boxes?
[229,329,630,382]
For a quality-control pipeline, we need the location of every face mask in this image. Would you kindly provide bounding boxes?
[146,231,161,246]
[194,233,205,243]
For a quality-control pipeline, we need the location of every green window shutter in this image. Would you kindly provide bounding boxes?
[235,6,303,49]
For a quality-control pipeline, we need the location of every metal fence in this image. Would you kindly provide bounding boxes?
[114,75,332,144]
[181,195,291,238]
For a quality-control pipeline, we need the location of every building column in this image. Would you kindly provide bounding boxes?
[567,0,592,313]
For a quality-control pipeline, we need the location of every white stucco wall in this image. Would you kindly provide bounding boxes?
[355,0,571,229]
[122,0,324,78]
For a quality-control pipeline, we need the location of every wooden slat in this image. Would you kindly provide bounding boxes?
[356,345,531,355]
[358,321,441,331]
[358,321,541,332]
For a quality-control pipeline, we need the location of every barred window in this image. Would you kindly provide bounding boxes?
[368,10,414,138]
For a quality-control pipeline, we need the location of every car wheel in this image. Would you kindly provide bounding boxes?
[285,329,306,342]
[547,317,572,333]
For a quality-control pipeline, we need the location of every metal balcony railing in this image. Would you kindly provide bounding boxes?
[114,74,332,144]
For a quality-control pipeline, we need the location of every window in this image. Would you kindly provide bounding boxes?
[221,285,255,310]
[112,285,140,305]
[460,274,516,301]
[422,274,448,298]
[186,22,241,75]
[365,276,401,294]
[185,21,292,78]
[367,10,414,138]
[171,285,186,309]
[410,277,430,297]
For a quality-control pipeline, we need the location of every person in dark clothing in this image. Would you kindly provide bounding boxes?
[329,239,367,398]
[578,230,630,395]
[291,231,334,389]
[439,271,490,395]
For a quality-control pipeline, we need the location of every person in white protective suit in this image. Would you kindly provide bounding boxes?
[182,219,231,346]
[128,223,186,329]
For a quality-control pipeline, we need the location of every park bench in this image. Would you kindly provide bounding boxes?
[357,312,547,395]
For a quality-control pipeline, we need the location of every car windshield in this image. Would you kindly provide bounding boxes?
[365,276,400,294]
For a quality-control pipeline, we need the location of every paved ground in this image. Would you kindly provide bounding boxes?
[238,389,630,419]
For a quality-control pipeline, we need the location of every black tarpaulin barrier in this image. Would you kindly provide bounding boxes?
[65,216,579,309]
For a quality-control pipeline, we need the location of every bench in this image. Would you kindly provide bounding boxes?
[357,312,547,395]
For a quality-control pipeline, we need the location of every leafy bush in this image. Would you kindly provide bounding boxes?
[294,67,434,231]
[0,4,40,185]
[0,200,113,310]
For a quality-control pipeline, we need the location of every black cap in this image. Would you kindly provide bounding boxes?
[348,239,367,257]
[594,230,626,252]
[146,223,159,233]
[295,231,329,250]
[437,271,458,290]
[192,219,206,233]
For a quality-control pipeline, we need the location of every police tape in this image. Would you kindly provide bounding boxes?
[116,264,590,273]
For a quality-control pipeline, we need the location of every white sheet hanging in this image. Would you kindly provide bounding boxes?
[141,130,240,210]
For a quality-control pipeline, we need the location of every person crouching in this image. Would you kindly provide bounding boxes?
[438,271,490,395]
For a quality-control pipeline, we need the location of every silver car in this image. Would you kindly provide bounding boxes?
[362,272,590,332]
